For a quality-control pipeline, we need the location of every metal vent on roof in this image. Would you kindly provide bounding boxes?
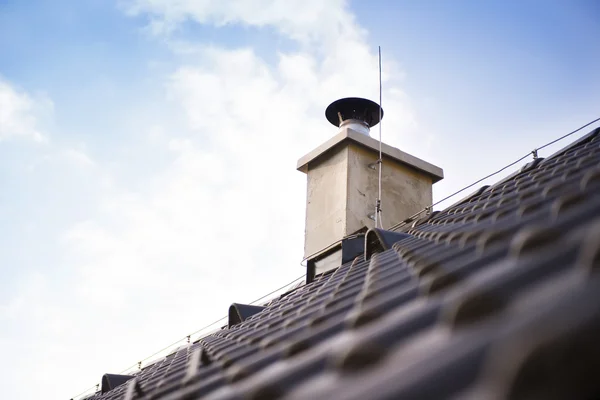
[228,303,265,328]
[325,97,383,136]
[365,228,411,260]
[101,373,134,394]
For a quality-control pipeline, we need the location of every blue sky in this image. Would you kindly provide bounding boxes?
[1,1,599,399]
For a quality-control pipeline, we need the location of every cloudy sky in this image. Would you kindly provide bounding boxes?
[1,1,599,398]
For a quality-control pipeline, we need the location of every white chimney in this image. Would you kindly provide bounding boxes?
[297,97,444,271]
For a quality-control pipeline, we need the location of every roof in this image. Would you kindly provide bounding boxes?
[81,127,600,400]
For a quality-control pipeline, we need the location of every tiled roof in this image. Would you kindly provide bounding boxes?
[82,127,600,400]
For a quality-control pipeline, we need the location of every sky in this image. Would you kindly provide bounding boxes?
[0,1,599,398]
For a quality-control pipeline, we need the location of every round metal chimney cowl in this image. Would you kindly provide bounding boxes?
[325,97,383,136]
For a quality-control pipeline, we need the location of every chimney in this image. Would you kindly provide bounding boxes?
[297,97,444,279]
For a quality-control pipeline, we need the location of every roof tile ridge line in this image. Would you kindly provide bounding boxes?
[321,258,361,308]
[267,276,311,304]
[389,153,531,232]
[194,338,221,371]
[123,377,144,400]
[324,260,354,295]
[134,349,172,395]
[391,124,600,232]
[482,157,545,195]
[183,347,203,384]
[431,185,491,219]
[357,252,381,303]
[145,344,182,391]
[339,256,363,283]
[539,127,600,166]
[480,125,600,192]
[314,259,350,295]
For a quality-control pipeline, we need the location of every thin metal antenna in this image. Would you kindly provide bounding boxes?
[375,46,383,228]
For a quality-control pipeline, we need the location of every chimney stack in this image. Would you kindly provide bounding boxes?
[297,97,444,278]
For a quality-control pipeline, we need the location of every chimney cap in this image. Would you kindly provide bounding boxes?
[325,97,383,128]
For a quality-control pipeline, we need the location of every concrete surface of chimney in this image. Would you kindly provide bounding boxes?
[298,101,444,259]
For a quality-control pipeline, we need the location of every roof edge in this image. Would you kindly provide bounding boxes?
[540,127,600,166]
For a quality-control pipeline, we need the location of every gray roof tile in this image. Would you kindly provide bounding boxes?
[82,127,600,400]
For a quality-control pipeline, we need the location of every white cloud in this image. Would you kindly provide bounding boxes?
[123,0,361,46]
[27,148,95,171]
[2,2,431,399]
[0,78,51,143]
[124,0,424,149]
